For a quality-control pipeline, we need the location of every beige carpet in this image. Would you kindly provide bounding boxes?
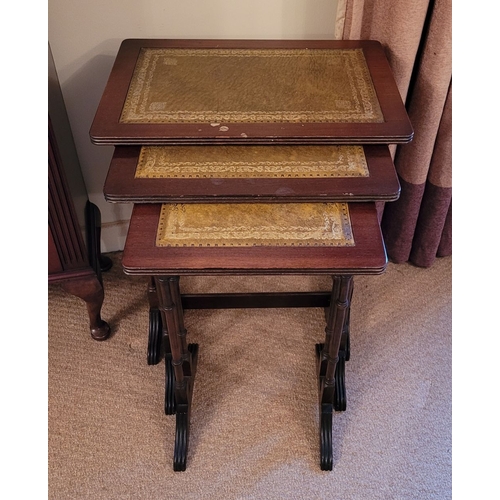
[48,252,451,499]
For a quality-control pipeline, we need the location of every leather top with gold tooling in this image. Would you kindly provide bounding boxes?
[90,39,413,145]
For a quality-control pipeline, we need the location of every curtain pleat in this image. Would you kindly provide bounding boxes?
[380,178,425,262]
[408,183,451,266]
[342,0,431,102]
[341,0,452,267]
[387,80,452,266]
[437,201,452,258]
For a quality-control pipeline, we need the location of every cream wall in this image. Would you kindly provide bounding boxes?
[48,0,339,252]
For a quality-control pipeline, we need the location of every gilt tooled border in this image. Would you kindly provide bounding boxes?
[155,203,355,247]
[120,48,383,124]
[135,145,370,178]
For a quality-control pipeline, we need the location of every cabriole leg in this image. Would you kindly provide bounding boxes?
[61,275,110,341]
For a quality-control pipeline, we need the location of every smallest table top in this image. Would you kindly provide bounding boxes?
[122,202,387,276]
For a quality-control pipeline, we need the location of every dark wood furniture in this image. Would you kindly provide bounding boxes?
[91,39,411,471]
[122,202,386,471]
[49,44,110,340]
[48,117,111,341]
[90,39,413,145]
[104,144,400,204]
[124,203,386,275]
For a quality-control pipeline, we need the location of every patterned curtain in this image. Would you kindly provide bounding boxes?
[336,0,452,267]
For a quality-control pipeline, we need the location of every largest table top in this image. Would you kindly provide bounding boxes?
[90,39,413,145]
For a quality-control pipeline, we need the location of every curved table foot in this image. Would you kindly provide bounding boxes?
[315,273,353,471]
[333,358,346,412]
[147,307,176,414]
[172,343,199,471]
[165,353,176,415]
[148,308,163,365]
[320,407,333,471]
[174,411,189,471]
[316,343,335,470]
[316,342,348,412]
[334,324,350,411]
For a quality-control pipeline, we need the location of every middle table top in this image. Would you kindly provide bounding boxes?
[90,39,413,146]
[104,144,400,203]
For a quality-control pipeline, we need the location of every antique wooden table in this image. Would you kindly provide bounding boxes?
[91,39,412,471]
[91,39,412,145]
[123,202,387,471]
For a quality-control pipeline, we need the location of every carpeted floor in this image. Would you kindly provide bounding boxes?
[48,252,451,499]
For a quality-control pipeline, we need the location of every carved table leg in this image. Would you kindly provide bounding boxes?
[61,274,111,341]
[333,280,353,412]
[316,275,353,470]
[156,276,199,471]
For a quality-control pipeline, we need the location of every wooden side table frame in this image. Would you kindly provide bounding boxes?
[148,274,354,471]
[90,38,412,472]
[122,202,387,471]
[48,117,111,341]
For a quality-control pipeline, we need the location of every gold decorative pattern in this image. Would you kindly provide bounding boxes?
[156,203,354,247]
[120,48,383,124]
[135,145,369,178]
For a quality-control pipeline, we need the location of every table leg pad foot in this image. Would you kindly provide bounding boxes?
[90,321,111,341]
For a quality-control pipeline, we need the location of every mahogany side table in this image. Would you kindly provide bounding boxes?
[90,38,412,471]
[122,202,387,471]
